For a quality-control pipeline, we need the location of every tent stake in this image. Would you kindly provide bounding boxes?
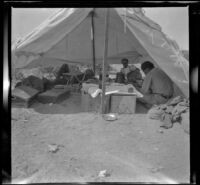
[91,9,96,75]
[101,8,110,114]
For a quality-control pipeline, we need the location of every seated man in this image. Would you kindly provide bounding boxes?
[115,72,125,84]
[137,61,174,109]
[127,67,143,88]
[120,58,136,82]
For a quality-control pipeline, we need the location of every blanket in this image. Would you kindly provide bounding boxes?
[147,96,189,131]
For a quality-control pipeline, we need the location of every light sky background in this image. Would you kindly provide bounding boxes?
[11,7,189,50]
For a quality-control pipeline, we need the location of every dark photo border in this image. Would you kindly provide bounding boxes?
[2,0,199,184]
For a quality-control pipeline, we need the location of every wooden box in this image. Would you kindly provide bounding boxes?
[110,94,136,114]
[12,86,39,108]
[81,91,110,113]
[37,88,70,104]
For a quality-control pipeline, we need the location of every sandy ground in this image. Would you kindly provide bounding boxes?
[11,93,190,183]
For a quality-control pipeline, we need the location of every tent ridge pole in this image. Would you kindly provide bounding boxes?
[101,8,110,114]
[91,8,96,74]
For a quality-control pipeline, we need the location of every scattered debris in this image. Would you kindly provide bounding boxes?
[103,113,118,121]
[48,144,59,153]
[70,157,77,161]
[157,129,164,133]
[150,166,163,173]
[98,170,111,177]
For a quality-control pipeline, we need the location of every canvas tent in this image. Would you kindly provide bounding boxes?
[12,8,189,97]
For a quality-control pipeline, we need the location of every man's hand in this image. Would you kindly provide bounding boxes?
[135,86,143,93]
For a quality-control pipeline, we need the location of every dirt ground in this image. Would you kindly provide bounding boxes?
[11,93,190,183]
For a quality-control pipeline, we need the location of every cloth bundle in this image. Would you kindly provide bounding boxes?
[147,96,189,131]
[15,75,45,92]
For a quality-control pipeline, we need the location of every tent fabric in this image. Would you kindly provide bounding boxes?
[116,9,189,96]
[12,8,189,97]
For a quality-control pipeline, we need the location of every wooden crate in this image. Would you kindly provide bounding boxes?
[110,94,136,114]
[81,91,110,113]
[12,86,39,108]
[37,88,70,104]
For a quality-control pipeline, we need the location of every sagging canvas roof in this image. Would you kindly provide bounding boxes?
[12,8,189,97]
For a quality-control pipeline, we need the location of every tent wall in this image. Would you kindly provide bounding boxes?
[42,8,150,65]
[15,8,92,55]
[117,9,189,97]
[13,8,189,97]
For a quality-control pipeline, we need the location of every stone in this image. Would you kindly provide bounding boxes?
[157,129,164,133]
[98,170,111,177]
[48,144,59,153]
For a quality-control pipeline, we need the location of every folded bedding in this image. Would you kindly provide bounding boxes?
[12,85,39,107]
[37,87,70,104]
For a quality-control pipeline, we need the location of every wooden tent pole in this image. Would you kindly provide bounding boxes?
[101,8,110,114]
[91,9,96,75]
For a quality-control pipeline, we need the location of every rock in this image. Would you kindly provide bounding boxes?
[98,170,111,177]
[157,129,164,133]
[48,144,59,153]
[150,166,163,173]
[150,167,159,173]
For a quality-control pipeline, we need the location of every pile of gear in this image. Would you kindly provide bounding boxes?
[147,96,189,134]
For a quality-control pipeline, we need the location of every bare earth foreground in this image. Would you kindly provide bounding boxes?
[11,93,190,183]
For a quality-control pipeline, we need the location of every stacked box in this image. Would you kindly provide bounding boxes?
[37,88,70,104]
[12,86,39,108]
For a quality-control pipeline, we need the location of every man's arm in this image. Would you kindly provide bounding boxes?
[136,73,152,94]
[135,85,145,94]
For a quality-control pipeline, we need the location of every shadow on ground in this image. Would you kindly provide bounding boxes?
[12,93,148,115]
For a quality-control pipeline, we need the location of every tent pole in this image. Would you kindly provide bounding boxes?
[101,8,110,114]
[91,9,96,75]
